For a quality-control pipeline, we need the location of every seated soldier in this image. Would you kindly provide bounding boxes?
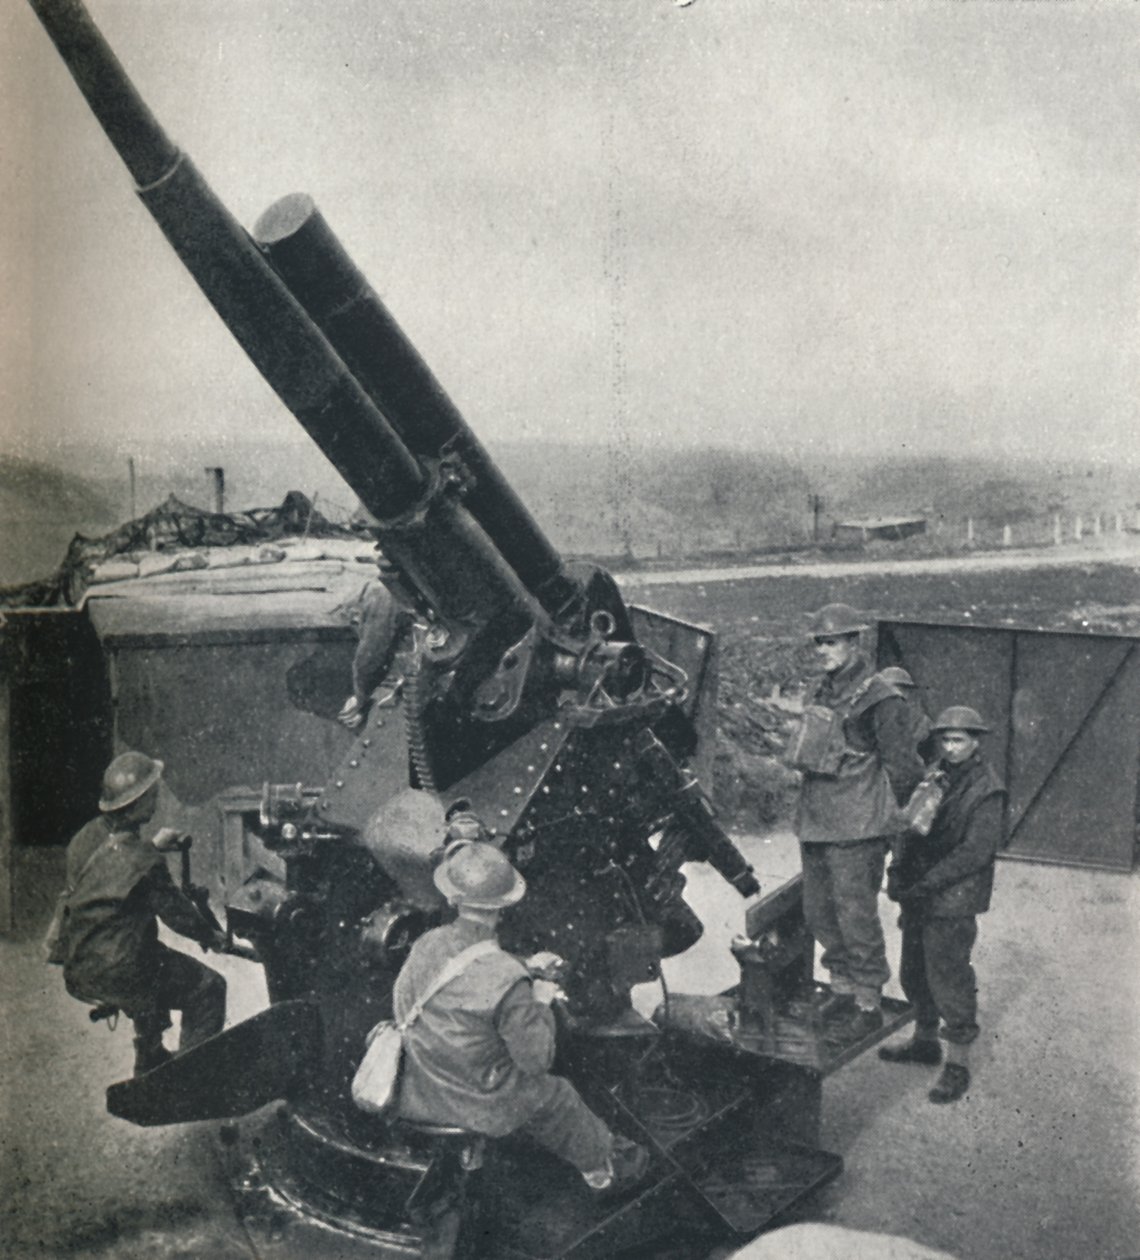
[393,824,649,1196]
[52,751,227,1076]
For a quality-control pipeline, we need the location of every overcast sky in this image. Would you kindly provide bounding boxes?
[2,0,1137,469]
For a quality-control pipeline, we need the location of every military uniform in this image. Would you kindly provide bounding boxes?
[59,815,225,1052]
[351,582,414,709]
[889,752,1004,1046]
[880,674,934,765]
[796,655,923,1008]
[394,917,612,1174]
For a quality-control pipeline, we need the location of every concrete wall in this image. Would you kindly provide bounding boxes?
[0,608,359,933]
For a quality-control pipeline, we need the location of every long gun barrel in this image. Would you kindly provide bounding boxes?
[254,195,581,621]
[28,0,539,635]
[27,0,422,516]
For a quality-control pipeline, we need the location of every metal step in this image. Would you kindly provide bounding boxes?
[655,984,913,1075]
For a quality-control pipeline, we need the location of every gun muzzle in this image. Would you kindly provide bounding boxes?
[254,194,582,621]
[28,0,428,522]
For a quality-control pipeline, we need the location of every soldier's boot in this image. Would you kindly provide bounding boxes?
[133,1036,172,1076]
[132,1014,173,1076]
[825,988,883,1042]
[840,1003,884,1041]
[929,1042,970,1103]
[816,990,857,1021]
[879,1028,942,1065]
[928,1064,970,1104]
[584,1137,650,1199]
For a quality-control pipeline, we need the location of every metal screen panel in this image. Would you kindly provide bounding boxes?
[1008,639,1138,869]
[1007,634,1132,834]
[878,621,1013,789]
[879,621,1139,872]
[107,637,357,806]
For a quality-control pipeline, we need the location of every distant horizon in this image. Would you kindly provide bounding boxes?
[4,427,1138,589]
[5,422,1138,475]
[4,429,1137,519]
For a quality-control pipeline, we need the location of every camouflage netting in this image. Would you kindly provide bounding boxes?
[0,491,366,608]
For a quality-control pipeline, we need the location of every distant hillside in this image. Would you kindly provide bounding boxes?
[801,452,1140,528]
[495,443,813,556]
[0,456,120,585]
[2,436,1138,586]
[0,454,117,524]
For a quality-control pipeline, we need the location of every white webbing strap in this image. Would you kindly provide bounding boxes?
[396,938,501,1033]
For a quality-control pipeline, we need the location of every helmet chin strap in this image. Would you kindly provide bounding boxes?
[109,783,160,829]
[456,905,502,928]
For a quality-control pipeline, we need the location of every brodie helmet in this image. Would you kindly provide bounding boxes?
[806,603,870,638]
[433,840,526,911]
[930,706,991,734]
[99,750,164,812]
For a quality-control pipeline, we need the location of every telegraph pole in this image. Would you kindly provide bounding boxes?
[807,493,825,542]
[205,466,225,514]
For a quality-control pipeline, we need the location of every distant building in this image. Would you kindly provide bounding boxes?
[832,515,927,543]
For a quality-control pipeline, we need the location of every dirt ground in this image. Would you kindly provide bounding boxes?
[2,828,1137,1260]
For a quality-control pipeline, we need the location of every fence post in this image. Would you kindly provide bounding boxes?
[1092,513,1102,537]
[1115,512,1124,535]
[1053,514,1062,546]
[1074,514,1083,541]
[1002,524,1012,547]
[966,517,974,544]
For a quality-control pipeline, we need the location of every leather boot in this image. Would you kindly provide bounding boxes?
[928,1063,970,1104]
[816,991,857,1021]
[587,1137,650,1199]
[841,1005,884,1041]
[879,1038,942,1065]
[133,1029,173,1077]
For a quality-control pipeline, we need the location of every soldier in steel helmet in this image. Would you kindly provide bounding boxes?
[877,666,935,764]
[792,603,925,1040]
[880,706,1005,1103]
[337,578,415,730]
[392,815,650,1196]
[49,751,227,1076]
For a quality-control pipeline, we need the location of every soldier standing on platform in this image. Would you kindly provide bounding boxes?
[338,579,415,730]
[789,604,924,1039]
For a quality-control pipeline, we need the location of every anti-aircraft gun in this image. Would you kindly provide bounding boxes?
[31,2,911,1255]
